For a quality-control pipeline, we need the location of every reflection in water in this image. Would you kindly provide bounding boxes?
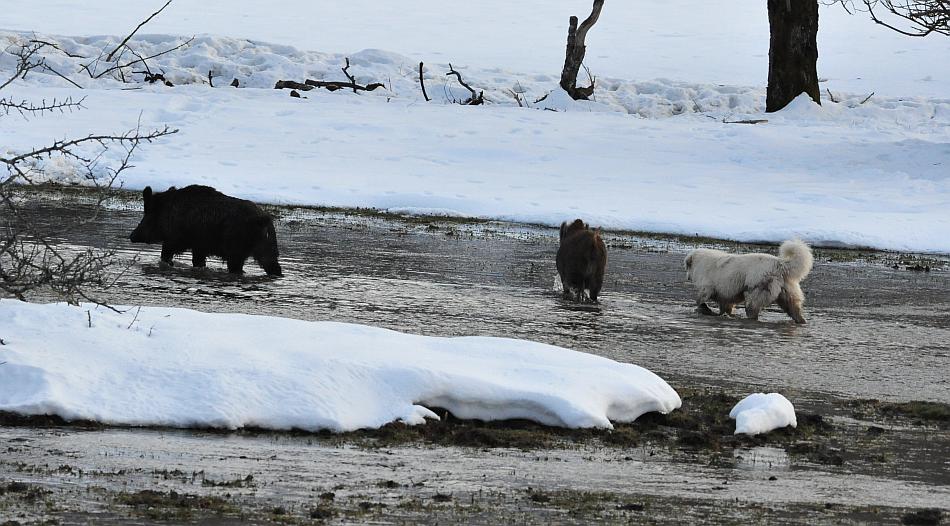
[11,201,950,403]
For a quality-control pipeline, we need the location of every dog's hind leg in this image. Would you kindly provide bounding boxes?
[778,288,807,324]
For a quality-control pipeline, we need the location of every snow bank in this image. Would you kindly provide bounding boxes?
[1,27,948,253]
[0,301,682,431]
[730,393,797,435]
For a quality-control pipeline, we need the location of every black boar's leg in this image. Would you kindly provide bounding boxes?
[192,249,207,268]
[226,257,246,274]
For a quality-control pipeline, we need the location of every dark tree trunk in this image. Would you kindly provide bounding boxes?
[767,0,821,112]
[560,0,604,100]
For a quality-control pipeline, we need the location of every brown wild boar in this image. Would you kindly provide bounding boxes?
[556,219,607,303]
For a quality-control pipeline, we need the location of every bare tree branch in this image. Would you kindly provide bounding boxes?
[105,0,174,62]
[91,37,194,80]
[827,0,950,36]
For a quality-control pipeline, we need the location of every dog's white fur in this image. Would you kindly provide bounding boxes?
[684,240,814,324]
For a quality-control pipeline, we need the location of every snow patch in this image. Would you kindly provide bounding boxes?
[0,301,682,432]
[729,393,798,435]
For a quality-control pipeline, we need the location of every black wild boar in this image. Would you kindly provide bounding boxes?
[129,185,282,276]
[556,219,607,302]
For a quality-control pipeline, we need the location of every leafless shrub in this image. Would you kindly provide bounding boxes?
[0,41,177,305]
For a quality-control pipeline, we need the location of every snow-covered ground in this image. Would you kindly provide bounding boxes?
[0,301,682,431]
[2,2,949,252]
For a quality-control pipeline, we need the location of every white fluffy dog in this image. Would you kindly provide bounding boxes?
[684,240,814,324]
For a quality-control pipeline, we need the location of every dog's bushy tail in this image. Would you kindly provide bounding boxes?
[779,239,813,282]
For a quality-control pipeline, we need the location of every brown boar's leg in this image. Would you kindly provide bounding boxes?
[192,249,207,268]
[719,302,735,316]
[560,277,572,299]
[589,283,602,303]
[160,245,175,266]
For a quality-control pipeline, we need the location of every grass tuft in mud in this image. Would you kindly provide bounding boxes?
[116,490,235,520]
[849,399,950,427]
[0,481,50,502]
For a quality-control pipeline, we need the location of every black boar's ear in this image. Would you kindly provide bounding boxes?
[167,186,177,192]
[143,186,152,201]
[560,221,569,241]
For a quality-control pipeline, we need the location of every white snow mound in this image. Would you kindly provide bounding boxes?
[0,301,682,432]
[729,393,798,435]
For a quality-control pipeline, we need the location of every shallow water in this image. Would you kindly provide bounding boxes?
[14,197,949,403]
[4,193,949,524]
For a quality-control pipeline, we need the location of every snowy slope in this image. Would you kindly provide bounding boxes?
[1,2,949,253]
[0,301,682,431]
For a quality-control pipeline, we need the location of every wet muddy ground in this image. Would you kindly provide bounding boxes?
[1,188,949,524]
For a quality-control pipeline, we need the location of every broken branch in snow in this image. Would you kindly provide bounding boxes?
[135,70,173,86]
[275,58,384,94]
[506,89,525,107]
[305,79,385,92]
[860,91,875,104]
[723,118,769,125]
[274,80,313,91]
[340,58,359,93]
[826,88,840,103]
[446,63,484,105]
[419,62,430,102]
[105,0,174,62]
